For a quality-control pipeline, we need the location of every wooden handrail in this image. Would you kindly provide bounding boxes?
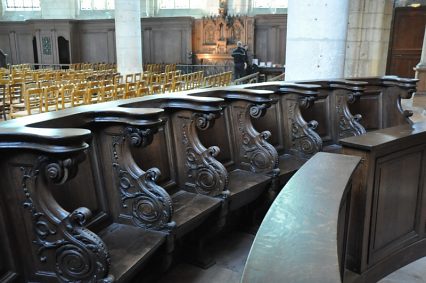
[242,152,361,283]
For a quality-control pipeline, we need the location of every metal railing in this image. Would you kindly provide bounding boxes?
[232,72,260,85]
[176,64,233,76]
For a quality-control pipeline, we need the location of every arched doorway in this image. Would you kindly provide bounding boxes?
[57,36,70,67]
[32,36,38,69]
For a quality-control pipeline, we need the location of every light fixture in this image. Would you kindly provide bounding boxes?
[410,3,421,7]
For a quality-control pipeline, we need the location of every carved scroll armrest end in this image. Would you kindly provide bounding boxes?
[307,120,318,130]
[403,110,414,118]
[348,92,362,104]
[260,130,271,140]
[68,207,93,227]
[353,114,362,122]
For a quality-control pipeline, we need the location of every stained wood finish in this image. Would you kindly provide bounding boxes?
[189,88,280,208]
[242,152,361,283]
[0,80,421,282]
[387,7,426,78]
[341,121,426,282]
[0,127,118,282]
[347,76,418,130]
[297,79,367,148]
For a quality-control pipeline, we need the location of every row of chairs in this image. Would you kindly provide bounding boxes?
[203,71,233,87]
[144,63,177,73]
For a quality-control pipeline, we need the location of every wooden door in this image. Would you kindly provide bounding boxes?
[387,7,426,77]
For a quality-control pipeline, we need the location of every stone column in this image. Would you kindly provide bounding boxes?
[285,0,350,80]
[114,0,143,75]
[415,25,426,93]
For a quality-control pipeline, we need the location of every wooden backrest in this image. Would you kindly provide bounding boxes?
[43,85,60,112]
[24,88,43,115]
[346,76,417,130]
[71,89,87,107]
[192,88,279,174]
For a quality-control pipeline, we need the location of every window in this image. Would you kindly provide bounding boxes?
[253,0,288,8]
[159,0,202,9]
[80,0,114,10]
[5,0,40,10]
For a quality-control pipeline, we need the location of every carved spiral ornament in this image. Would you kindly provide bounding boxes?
[44,157,79,185]
[55,228,112,282]
[194,113,217,131]
[249,104,268,119]
[125,127,154,148]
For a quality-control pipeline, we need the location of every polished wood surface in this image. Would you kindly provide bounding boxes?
[242,153,361,283]
[0,77,421,282]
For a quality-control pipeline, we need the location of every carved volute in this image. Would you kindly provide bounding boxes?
[173,110,229,198]
[2,127,114,282]
[279,85,323,157]
[328,81,367,139]
[109,125,175,231]
[382,77,418,126]
[95,108,175,232]
[227,97,279,174]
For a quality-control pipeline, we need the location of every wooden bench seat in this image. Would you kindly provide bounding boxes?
[99,223,166,283]
[226,169,271,210]
[171,190,222,238]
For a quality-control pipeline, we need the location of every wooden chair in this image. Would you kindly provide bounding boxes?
[125,74,134,83]
[60,84,74,109]
[87,87,101,104]
[71,89,88,107]
[43,85,60,112]
[136,86,149,97]
[124,89,137,99]
[100,85,115,102]
[10,88,43,118]
[114,83,126,100]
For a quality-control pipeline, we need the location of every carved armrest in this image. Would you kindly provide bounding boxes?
[277,84,323,157]
[327,80,367,138]
[91,107,176,232]
[0,127,114,282]
[192,88,280,175]
[121,98,230,198]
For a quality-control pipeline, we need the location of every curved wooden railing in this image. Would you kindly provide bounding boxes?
[243,121,426,283]
[242,152,361,283]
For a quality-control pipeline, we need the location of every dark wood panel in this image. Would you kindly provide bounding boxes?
[252,102,284,152]
[348,93,381,131]
[301,98,331,143]
[387,7,426,77]
[369,149,424,265]
[198,113,234,167]
[131,125,176,190]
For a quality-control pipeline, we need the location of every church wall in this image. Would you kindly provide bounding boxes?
[344,0,393,77]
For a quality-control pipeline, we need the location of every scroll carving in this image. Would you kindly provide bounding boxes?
[235,103,279,173]
[111,126,175,231]
[20,156,113,282]
[287,98,323,156]
[181,113,229,197]
[336,93,366,138]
